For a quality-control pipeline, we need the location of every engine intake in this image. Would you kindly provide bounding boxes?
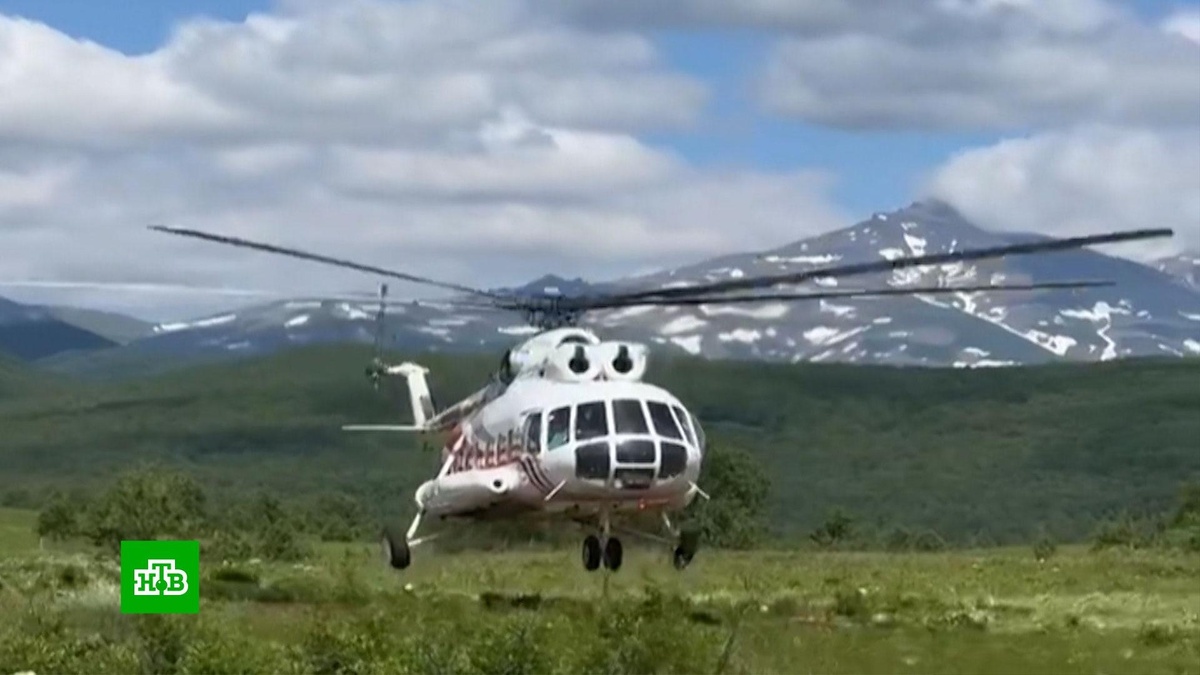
[594,341,649,381]
[545,343,603,382]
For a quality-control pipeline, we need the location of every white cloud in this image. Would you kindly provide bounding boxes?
[1162,8,1200,45]
[923,125,1200,260]
[2,0,1194,323]
[552,0,1199,132]
[758,1,1200,131]
[0,0,707,150]
[0,0,848,320]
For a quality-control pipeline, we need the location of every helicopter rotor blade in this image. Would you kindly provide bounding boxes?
[0,279,290,297]
[575,227,1173,307]
[0,279,499,311]
[574,279,1115,310]
[147,225,507,301]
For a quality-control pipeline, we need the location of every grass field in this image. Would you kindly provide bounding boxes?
[2,508,1197,674]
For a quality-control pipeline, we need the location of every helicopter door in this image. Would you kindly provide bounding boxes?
[523,412,543,456]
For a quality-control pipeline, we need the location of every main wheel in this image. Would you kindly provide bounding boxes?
[672,527,700,571]
[603,536,623,571]
[582,535,602,571]
[381,525,411,570]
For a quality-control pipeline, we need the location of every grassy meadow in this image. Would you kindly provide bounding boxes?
[2,348,1198,672]
[2,507,1198,674]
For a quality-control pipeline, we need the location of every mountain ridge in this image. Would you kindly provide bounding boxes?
[18,200,1200,377]
[0,296,118,361]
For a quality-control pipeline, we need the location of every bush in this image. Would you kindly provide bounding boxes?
[687,442,771,549]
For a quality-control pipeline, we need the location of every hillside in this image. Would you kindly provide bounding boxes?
[0,352,68,399]
[33,200,1200,378]
[0,296,116,361]
[3,344,1197,545]
[41,305,153,344]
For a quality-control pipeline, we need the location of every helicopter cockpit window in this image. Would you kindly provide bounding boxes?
[646,401,682,440]
[659,442,687,478]
[612,399,649,434]
[524,412,542,455]
[574,401,609,441]
[671,405,696,447]
[690,412,706,450]
[546,406,570,449]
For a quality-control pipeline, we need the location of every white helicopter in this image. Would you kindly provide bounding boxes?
[3,223,1174,572]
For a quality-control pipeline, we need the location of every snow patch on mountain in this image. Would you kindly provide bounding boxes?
[660,315,707,335]
[154,313,237,334]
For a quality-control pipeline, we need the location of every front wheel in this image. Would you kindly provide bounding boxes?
[603,537,623,571]
[582,535,602,571]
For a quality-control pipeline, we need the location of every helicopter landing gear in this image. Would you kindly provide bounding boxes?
[582,534,601,571]
[381,524,411,570]
[581,533,623,571]
[604,536,623,571]
[662,513,700,571]
[672,527,699,570]
[582,508,623,572]
[380,509,444,572]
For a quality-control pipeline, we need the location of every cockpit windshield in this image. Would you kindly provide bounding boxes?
[574,401,609,440]
[645,401,682,440]
[612,399,650,434]
[545,397,699,483]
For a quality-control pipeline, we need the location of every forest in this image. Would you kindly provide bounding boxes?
[1,345,1198,547]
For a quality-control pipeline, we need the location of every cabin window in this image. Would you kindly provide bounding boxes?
[524,412,542,455]
[612,399,650,434]
[647,401,682,440]
[547,406,571,449]
[672,405,697,447]
[574,401,609,441]
[575,442,610,480]
[659,442,687,478]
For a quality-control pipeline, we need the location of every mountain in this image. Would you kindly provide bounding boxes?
[589,201,1200,365]
[1154,250,1200,294]
[0,296,117,361]
[499,273,604,297]
[41,305,153,344]
[33,200,1200,376]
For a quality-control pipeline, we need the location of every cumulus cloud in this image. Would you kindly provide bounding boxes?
[3,0,1195,322]
[550,0,1199,133]
[0,0,848,320]
[1162,7,1200,45]
[922,125,1200,260]
[757,1,1200,131]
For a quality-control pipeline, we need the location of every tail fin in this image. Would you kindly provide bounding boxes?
[392,362,436,427]
[343,361,436,432]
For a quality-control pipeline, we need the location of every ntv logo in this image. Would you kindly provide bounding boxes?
[121,540,200,614]
[133,559,189,596]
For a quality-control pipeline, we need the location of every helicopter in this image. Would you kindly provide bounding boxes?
[2,222,1174,572]
[115,223,1170,572]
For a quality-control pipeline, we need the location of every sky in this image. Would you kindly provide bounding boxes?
[0,0,1198,321]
